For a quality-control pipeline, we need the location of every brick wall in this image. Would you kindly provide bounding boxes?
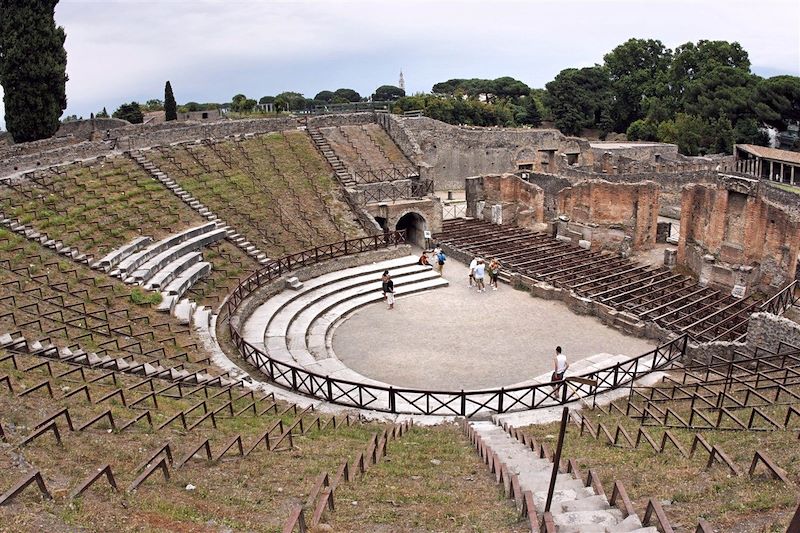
[465,174,545,228]
[678,178,800,291]
[556,180,659,250]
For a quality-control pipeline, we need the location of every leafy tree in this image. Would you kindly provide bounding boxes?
[752,75,800,131]
[0,0,68,142]
[259,95,275,105]
[544,67,614,136]
[164,81,177,121]
[626,119,659,141]
[513,94,542,126]
[112,102,144,124]
[275,91,307,111]
[491,77,530,100]
[231,94,257,113]
[372,85,405,101]
[669,40,750,112]
[143,99,163,111]
[96,107,109,118]
[733,117,769,146]
[333,88,361,102]
[603,38,672,131]
[431,79,465,96]
[313,90,334,103]
[682,66,757,124]
[711,115,735,154]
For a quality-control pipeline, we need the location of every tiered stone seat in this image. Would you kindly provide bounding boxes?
[113,222,220,280]
[144,251,202,291]
[243,255,447,382]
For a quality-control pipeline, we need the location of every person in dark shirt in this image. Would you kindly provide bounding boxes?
[381,270,395,310]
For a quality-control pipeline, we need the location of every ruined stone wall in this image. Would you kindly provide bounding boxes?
[0,113,377,178]
[517,172,572,220]
[377,113,424,166]
[587,142,679,163]
[556,180,659,251]
[745,312,800,353]
[677,178,800,292]
[464,174,545,229]
[397,117,588,190]
[56,118,130,139]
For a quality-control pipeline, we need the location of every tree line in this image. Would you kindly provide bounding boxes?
[390,39,799,155]
[1,2,797,156]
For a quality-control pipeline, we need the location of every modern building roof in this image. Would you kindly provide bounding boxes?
[736,144,800,166]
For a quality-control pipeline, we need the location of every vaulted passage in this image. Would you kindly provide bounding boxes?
[395,212,426,246]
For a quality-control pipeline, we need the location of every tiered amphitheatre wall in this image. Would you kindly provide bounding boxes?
[677,175,800,294]
[0,113,376,178]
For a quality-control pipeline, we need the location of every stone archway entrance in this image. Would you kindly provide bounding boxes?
[396,212,427,246]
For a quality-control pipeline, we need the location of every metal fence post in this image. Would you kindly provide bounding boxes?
[545,407,569,513]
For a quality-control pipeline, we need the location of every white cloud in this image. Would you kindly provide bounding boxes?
[1,0,798,130]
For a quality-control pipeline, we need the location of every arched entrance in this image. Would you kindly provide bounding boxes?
[395,212,427,246]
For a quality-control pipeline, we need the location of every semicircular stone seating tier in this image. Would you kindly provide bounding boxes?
[241,256,661,398]
[243,255,449,384]
[92,222,227,327]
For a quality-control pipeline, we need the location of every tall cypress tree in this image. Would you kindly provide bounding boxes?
[164,81,177,121]
[0,0,68,142]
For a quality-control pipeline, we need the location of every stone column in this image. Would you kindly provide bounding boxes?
[791,165,796,186]
[781,163,785,183]
[770,160,774,181]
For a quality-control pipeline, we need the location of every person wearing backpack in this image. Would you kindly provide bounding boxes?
[436,250,446,274]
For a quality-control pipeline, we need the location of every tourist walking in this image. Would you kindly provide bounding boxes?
[381,270,395,310]
[551,346,568,383]
[435,249,446,274]
[473,258,486,292]
[468,256,479,287]
[488,258,501,290]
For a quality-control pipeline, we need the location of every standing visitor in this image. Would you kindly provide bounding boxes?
[468,256,479,287]
[381,270,395,310]
[488,258,501,290]
[552,346,568,383]
[435,249,446,274]
[473,258,486,292]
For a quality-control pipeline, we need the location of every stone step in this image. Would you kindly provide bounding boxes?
[607,515,653,533]
[551,509,625,531]
[242,255,421,346]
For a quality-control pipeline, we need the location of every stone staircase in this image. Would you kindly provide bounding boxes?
[469,420,657,532]
[240,255,449,398]
[128,149,272,266]
[307,127,356,187]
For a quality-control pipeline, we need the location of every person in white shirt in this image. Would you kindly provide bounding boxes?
[553,346,568,382]
[473,258,486,292]
[468,257,479,287]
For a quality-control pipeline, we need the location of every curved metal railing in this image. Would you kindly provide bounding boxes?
[222,231,689,416]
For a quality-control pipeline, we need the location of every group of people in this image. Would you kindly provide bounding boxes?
[468,256,501,292]
[383,248,570,386]
[417,246,447,272]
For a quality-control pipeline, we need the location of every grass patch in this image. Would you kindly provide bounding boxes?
[130,287,163,306]
[770,182,800,196]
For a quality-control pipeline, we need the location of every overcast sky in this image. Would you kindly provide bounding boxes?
[1,0,799,129]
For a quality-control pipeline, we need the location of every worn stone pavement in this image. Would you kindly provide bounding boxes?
[333,251,655,390]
